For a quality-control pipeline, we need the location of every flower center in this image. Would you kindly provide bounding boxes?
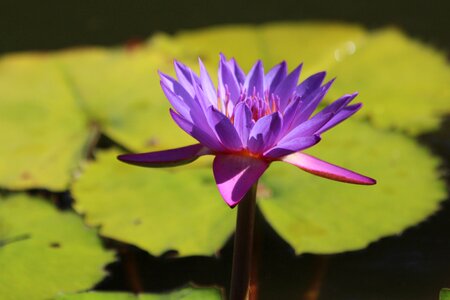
[243,90,281,121]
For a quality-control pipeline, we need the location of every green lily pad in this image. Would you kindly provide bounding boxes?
[72,150,234,256]
[55,288,222,300]
[55,48,195,152]
[1,22,448,191]
[326,28,450,134]
[0,194,115,300]
[258,120,446,254]
[155,23,450,134]
[441,289,450,300]
[0,54,90,190]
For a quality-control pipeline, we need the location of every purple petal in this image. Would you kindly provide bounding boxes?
[247,112,282,154]
[206,106,243,151]
[244,60,264,97]
[230,57,246,84]
[159,72,193,105]
[118,144,211,168]
[281,112,334,142]
[174,60,200,97]
[213,154,269,207]
[296,71,326,99]
[264,135,321,158]
[198,58,217,107]
[291,79,335,126]
[264,61,287,94]
[233,102,254,146]
[160,81,192,121]
[218,54,241,104]
[315,93,358,118]
[275,63,302,111]
[282,152,376,185]
[170,109,224,151]
[317,103,362,134]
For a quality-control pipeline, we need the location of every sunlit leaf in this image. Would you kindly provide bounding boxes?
[55,287,222,300]
[55,48,195,153]
[72,150,235,256]
[0,194,115,300]
[258,120,446,254]
[327,28,450,134]
[0,54,90,190]
[441,289,450,300]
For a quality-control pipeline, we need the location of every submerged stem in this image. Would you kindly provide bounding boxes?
[229,183,258,300]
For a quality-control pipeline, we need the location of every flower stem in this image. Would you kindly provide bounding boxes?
[229,183,258,300]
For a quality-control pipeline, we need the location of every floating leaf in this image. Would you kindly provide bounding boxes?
[55,288,222,300]
[258,120,446,254]
[1,22,448,190]
[55,48,195,152]
[326,28,450,134]
[0,194,115,300]
[441,289,450,300]
[155,23,450,133]
[72,150,235,256]
[0,54,90,190]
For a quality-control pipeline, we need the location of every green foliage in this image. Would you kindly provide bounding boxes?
[55,287,222,300]
[258,120,445,254]
[441,289,450,300]
[0,22,448,299]
[0,194,115,300]
[0,54,90,190]
[73,150,235,256]
[327,28,450,134]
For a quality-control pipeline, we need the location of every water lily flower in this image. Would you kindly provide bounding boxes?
[118,55,376,207]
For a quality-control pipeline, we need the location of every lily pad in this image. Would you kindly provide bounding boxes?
[55,288,222,300]
[0,54,90,190]
[55,48,195,152]
[0,194,115,300]
[441,289,450,300]
[154,23,450,134]
[326,28,450,134]
[72,150,235,256]
[1,22,448,191]
[258,120,446,254]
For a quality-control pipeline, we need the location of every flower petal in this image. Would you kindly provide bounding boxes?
[315,92,358,118]
[282,152,376,185]
[170,109,224,151]
[213,154,269,207]
[118,144,211,168]
[275,63,302,111]
[174,60,200,97]
[218,54,241,104]
[264,61,287,94]
[296,71,326,99]
[206,106,243,151]
[230,57,246,84]
[317,103,362,134]
[247,112,282,154]
[244,60,264,97]
[281,112,334,142]
[233,102,254,146]
[264,135,321,158]
[198,58,217,106]
[292,79,335,125]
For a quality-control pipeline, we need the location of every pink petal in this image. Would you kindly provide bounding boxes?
[118,144,211,168]
[282,152,376,185]
[213,154,269,207]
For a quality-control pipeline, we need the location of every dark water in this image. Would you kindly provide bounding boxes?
[0,0,449,54]
[2,1,450,299]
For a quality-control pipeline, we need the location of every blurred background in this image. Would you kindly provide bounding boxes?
[1,1,450,300]
[1,0,449,54]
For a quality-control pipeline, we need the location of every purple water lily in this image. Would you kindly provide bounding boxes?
[118,55,376,207]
